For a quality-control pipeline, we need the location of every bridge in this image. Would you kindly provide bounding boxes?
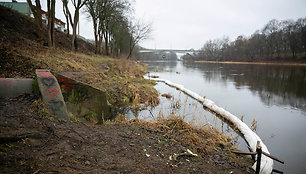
[139,48,200,60]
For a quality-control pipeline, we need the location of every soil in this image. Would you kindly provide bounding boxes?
[0,5,95,78]
[0,94,254,173]
[0,5,95,54]
[0,5,253,173]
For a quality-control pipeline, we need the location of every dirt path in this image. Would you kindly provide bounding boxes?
[0,95,253,173]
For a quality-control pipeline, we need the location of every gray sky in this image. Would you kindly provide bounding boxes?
[135,0,306,50]
[7,0,306,50]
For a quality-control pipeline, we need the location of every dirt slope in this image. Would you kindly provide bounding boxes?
[0,5,95,78]
[0,5,254,173]
[0,5,95,53]
[0,95,253,173]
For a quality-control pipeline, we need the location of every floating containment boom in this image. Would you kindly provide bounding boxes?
[154,78,273,174]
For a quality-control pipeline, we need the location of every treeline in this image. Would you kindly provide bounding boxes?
[26,0,150,58]
[188,18,306,61]
[85,0,150,58]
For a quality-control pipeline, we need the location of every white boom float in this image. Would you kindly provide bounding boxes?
[154,78,273,174]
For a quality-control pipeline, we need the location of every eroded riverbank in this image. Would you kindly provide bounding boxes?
[0,94,253,173]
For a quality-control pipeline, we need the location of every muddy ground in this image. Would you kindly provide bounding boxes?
[0,94,253,173]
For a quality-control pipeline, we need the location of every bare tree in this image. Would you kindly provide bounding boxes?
[85,0,131,55]
[127,20,151,59]
[26,0,43,42]
[62,0,88,51]
[262,19,281,58]
[47,0,56,47]
[85,0,99,53]
[62,0,70,36]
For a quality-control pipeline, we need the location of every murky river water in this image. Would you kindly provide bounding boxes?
[56,62,306,173]
[132,61,306,174]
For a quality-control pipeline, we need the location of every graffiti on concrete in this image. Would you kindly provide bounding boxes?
[38,73,53,78]
[41,77,55,87]
[43,88,59,98]
[36,69,69,120]
[48,99,64,114]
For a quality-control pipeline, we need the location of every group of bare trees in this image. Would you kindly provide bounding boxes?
[191,18,306,61]
[85,0,151,58]
[26,0,80,49]
[26,0,150,57]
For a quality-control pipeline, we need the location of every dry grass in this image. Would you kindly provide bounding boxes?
[33,48,111,72]
[30,48,159,108]
[79,58,160,107]
[112,114,233,155]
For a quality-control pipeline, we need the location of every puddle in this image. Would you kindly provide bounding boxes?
[55,75,120,123]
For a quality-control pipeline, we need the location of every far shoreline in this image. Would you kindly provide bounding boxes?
[191,60,306,66]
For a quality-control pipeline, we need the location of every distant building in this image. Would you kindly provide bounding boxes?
[77,35,95,44]
[41,11,66,33]
[0,1,32,16]
[0,0,66,32]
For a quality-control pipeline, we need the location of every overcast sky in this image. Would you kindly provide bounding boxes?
[8,0,306,50]
[135,0,306,50]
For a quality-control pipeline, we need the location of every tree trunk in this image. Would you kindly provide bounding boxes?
[63,2,70,36]
[47,0,55,47]
[65,16,70,36]
[127,36,134,59]
[47,0,51,47]
[72,24,77,51]
[104,31,109,56]
[72,10,79,51]
[98,33,102,54]
[92,20,98,54]
[27,0,43,43]
[51,0,55,46]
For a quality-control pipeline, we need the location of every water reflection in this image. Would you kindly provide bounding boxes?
[184,63,306,113]
[143,61,306,173]
[143,61,178,71]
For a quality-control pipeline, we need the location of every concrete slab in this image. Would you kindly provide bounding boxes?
[0,78,34,97]
[36,69,69,121]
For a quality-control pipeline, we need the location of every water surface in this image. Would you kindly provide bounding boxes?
[136,61,306,174]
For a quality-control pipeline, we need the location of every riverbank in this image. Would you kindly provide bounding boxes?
[0,5,254,173]
[193,60,306,66]
[0,94,253,173]
[0,5,158,108]
[0,46,159,108]
[0,37,254,174]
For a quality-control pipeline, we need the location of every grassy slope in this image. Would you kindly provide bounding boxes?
[0,5,158,107]
[0,5,253,172]
[34,48,159,107]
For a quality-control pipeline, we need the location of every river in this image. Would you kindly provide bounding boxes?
[130,61,306,174]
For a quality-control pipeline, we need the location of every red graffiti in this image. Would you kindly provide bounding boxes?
[36,69,48,72]
[44,88,59,98]
[61,85,71,89]
[0,78,11,82]
[39,73,53,78]
[57,76,75,90]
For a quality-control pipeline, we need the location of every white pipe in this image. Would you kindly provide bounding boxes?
[154,78,273,174]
